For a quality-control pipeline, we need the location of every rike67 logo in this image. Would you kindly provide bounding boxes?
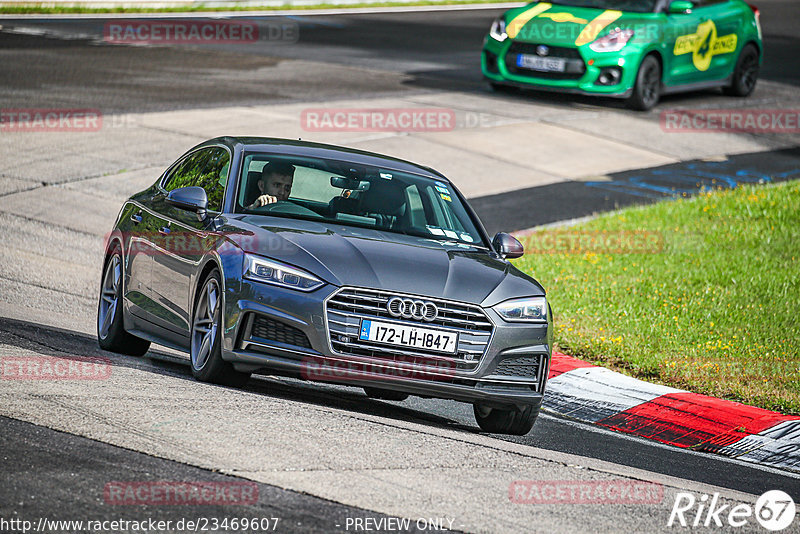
[668,490,796,531]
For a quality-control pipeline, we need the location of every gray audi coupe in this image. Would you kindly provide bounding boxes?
[97,137,552,434]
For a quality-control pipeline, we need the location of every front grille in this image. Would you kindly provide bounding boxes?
[504,42,585,80]
[325,287,493,372]
[250,314,312,349]
[492,356,543,378]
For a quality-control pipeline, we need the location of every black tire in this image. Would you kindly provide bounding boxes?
[363,387,409,401]
[190,269,250,388]
[473,403,539,435]
[97,246,151,356]
[627,55,661,111]
[723,44,759,97]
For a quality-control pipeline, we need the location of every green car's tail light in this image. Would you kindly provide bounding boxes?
[493,297,548,323]
[243,254,324,292]
[489,18,508,42]
[589,28,634,53]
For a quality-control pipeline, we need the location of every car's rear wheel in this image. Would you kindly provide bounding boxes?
[97,246,150,356]
[363,387,409,401]
[723,44,759,97]
[473,403,539,435]
[627,55,661,111]
[190,269,250,387]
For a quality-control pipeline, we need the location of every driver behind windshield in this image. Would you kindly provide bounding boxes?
[247,161,295,209]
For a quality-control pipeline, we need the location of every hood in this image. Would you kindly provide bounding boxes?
[224,216,545,306]
[505,3,652,47]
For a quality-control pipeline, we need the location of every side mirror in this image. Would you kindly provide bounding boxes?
[166,186,208,221]
[492,232,524,259]
[668,0,694,14]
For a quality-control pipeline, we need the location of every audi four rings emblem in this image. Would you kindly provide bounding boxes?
[387,297,438,322]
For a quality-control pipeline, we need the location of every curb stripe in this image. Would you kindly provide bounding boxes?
[544,353,800,472]
[547,352,595,379]
[596,392,797,448]
[544,366,683,423]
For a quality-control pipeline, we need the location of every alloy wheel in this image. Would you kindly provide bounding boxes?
[98,255,121,340]
[192,277,220,371]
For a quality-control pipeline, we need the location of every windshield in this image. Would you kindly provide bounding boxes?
[235,152,487,247]
[547,0,660,13]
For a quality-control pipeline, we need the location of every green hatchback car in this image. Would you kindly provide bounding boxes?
[482,0,763,110]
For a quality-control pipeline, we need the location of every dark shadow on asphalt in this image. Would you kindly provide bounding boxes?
[0,317,472,435]
[0,416,436,532]
[470,147,800,235]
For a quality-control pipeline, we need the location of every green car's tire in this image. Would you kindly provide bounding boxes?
[723,43,759,97]
[628,55,661,111]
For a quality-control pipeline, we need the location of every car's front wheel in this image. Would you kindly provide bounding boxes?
[628,55,661,111]
[723,43,759,97]
[473,403,539,435]
[97,246,151,356]
[190,269,250,387]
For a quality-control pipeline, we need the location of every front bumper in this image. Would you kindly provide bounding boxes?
[222,280,552,408]
[482,36,639,98]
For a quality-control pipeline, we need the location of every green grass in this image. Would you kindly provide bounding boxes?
[514,181,800,415]
[0,0,513,15]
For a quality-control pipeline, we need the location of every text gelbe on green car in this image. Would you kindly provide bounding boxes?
[482,0,762,110]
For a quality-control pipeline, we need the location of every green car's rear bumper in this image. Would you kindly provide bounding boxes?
[482,37,640,98]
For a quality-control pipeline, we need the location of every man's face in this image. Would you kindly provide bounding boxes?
[259,173,293,201]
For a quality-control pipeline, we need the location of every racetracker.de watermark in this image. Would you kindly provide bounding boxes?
[301,108,456,132]
[661,109,800,134]
[301,356,457,383]
[103,19,297,44]
[517,230,664,255]
[104,481,259,506]
[509,480,664,505]
[1,356,112,380]
[0,109,102,132]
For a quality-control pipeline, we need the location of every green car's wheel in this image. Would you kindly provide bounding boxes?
[473,403,539,435]
[190,269,251,388]
[97,246,151,356]
[724,44,759,97]
[628,55,661,111]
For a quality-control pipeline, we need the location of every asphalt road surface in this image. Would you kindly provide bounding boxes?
[1,2,799,532]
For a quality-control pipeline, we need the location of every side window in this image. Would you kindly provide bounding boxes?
[163,147,230,212]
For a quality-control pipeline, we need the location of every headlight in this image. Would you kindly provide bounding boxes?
[493,297,547,323]
[589,28,634,52]
[489,18,508,42]
[243,254,324,292]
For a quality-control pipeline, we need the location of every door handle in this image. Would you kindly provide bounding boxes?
[159,226,171,235]
[130,213,143,224]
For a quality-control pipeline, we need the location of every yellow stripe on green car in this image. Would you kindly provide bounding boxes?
[574,10,623,46]
[507,2,552,39]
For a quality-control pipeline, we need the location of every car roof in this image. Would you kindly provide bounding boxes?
[202,136,448,182]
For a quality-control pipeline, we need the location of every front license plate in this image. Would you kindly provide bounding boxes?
[359,320,458,354]
[516,54,566,72]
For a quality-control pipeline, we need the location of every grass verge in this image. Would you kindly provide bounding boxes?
[0,0,515,15]
[514,181,800,414]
